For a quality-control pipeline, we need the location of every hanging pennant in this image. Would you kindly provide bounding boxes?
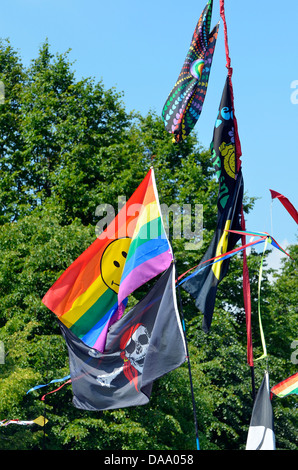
[162,0,219,142]
[0,416,48,427]
[270,189,298,224]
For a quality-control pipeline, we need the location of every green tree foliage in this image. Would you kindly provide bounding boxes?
[0,40,297,450]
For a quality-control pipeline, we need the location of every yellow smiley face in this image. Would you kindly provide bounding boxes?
[100,237,131,293]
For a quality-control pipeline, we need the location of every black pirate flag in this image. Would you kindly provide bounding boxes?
[59,264,187,410]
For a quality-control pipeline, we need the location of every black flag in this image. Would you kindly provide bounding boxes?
[211,75,240,215]
[60,264,187,410]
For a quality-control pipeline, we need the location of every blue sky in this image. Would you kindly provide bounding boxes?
[1,0,297,268]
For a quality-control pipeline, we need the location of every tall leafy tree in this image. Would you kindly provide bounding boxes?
[0,40,296,451]
[0,39,26,223]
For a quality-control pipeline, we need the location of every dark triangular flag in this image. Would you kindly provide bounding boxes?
[246,371,276,450]
[60,264,187,410]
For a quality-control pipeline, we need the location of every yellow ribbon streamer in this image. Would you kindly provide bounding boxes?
[256,237,268,361]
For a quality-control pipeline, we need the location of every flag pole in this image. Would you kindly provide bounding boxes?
[152,158,200,449]
[174,256,201,451]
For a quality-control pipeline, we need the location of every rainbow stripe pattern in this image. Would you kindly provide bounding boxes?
[42,168,173,351]
[271,372,298,398]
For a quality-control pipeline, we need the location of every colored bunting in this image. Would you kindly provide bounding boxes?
[42,168,172,352]
[59,264,187,411]
[0,416,48,427]
[26,375,71,394]
[227,230,292,259]
[162,0,219,142]
[271,372,298,398]
[178,232,267,284]
[246,371,276,450]
[178,230,290,286]
[270,189,298,224]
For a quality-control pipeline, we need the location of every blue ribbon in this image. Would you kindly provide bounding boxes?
[26,375,71,394]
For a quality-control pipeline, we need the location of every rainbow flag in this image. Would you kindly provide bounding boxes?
[42,168,173,351]
[271,372,298,398]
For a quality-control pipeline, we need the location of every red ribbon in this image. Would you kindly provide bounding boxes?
[219,0,242,166]
[219,0,252,367]
[41,379,71,401]
[270,189,298,224]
